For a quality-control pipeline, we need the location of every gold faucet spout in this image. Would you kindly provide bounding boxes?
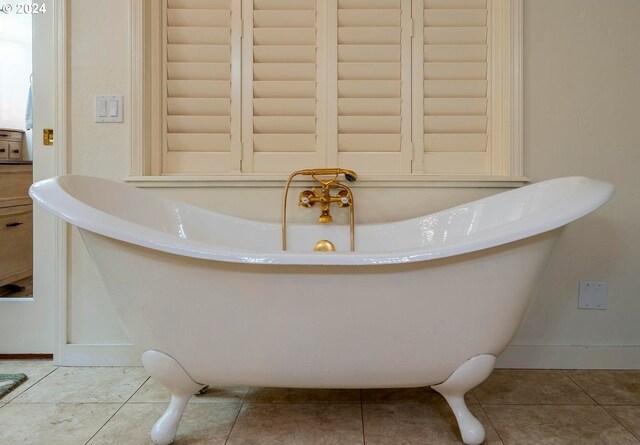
[319,209,333,224]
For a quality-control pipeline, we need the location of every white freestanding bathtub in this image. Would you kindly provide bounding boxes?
[30,175,613,445]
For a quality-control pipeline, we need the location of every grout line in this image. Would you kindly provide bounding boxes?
[477,402,598,406]
[596,404,640,442]
[476,402,506,445]
[563,371,601,406]
[128,375,151,402]
[223,386,248,445]
[4,364,59,403]
[475,399,640,443]
[83,376,150,445]
[479,402,640,443]
[360,390,366,445]
[478,403,607,407]
[228,400,362,404]
[82,402,127,445]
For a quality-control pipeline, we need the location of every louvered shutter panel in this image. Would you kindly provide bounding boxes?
[162,0,240,174]
[331,0,412,173]
[242,0,324,173]
[415,0,491,174]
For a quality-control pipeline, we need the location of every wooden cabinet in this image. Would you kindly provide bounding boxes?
[0,129,25,161]
[0,162,33,288]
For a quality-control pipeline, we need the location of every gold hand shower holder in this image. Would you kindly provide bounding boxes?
[282,169,356,252]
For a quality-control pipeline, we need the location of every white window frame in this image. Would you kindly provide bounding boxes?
[129,0,524,188]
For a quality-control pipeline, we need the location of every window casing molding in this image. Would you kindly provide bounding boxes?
[130,0,525,186]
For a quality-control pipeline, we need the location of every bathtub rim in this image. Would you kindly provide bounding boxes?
[29,175,613,266]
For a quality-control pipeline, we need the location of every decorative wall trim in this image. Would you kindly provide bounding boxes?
[129,0,146,176]
[497,345,640,369]
[60,344,640,369]
[509,0,524,177]
[125,175,529,189]
[52,0,70,365]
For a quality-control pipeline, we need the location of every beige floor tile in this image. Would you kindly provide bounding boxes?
[246,387,360,404]
[88,402,240,445]
[227,403,363,445]
[363,403,502,445]
[130,377,248,404]
[0,402,120,445]
[603,405,640,440]
[0,360,57,402]
[484,404,640,445]
[566,370,640,405]
[474,370,593,405]
[12,366,148,404]
[362,386,479,405]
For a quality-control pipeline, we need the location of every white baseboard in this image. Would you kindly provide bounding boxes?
[497,345,640,369]
[59,344,141,366]
[57,344,640,369]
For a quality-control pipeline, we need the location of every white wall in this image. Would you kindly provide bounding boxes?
[66,0,640,367]
[508,0,640,367]
[0,11,31,130]
[69,0,131,345]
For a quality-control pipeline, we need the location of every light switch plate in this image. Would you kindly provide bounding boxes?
[578,281,608,310]
[95,95,124,123]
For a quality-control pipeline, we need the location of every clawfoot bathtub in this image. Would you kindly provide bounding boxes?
[30,175,613,445]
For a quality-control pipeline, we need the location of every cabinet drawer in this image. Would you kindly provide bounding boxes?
[8,141,23,160]
[0,205,33,287]
[0,129,23,161]
[0,141,8,160]
[0,165,32,204]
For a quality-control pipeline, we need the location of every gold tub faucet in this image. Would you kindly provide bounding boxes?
[282,168,357,251]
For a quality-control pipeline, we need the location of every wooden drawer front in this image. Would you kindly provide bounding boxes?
[0,129,23,160]
[8,141,23,160]
[0,141,8,160]
[0,166,32,203]
[0,205,33,287]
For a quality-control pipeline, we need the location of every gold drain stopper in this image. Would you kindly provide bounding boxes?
[313,240,336,252]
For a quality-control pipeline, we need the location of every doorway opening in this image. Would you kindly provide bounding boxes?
[0,10,34,300]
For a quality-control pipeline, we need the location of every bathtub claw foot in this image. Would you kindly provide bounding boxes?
[142,350,206,445]
[432,354,496,445]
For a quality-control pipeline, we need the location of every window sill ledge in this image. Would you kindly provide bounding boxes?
[125,175,529,189]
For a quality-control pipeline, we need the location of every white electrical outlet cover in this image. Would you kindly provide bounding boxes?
[578,281,608,310]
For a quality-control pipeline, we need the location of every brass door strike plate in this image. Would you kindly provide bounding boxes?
[43,128,54,146]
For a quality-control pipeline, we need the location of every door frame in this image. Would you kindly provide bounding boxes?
[31,0,68,362]
[0,0,68,357]
[51,0,69,365]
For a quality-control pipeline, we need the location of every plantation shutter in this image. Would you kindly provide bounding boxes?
[151,0,517,178]
[414,0,491,174]
[330,0,412,173]
[242,0,325,173]
[162,0,240,174]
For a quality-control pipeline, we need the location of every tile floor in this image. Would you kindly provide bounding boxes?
[0,361,639,444]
